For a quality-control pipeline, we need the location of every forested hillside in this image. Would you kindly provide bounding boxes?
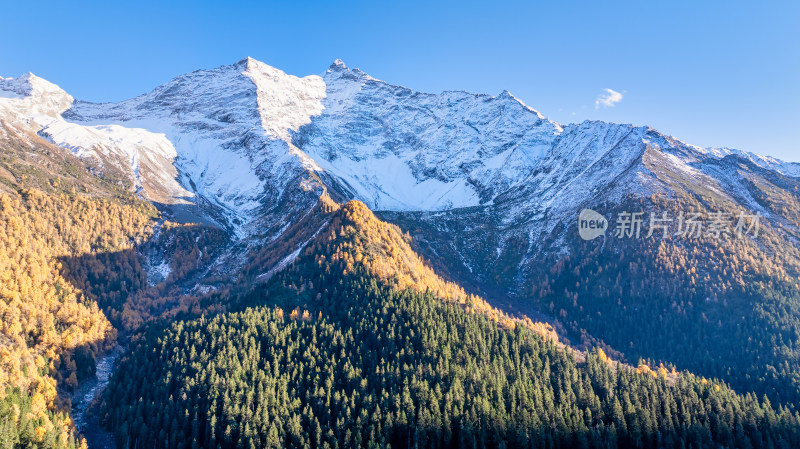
[386,155,800,409]
[305,201,556,338]
[527,184,800,406]
[0,133,158,446]
[0,127,226,447]
[102,237,800,449]
[0,127,239,447]
[0,189,154,391]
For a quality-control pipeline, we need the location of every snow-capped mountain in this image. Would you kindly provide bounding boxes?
[2,57,798,283]
[0,73,190,204]
[295,60,563,210]
[62,57,327,236]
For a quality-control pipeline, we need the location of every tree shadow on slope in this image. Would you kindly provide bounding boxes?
[57,220,231,334]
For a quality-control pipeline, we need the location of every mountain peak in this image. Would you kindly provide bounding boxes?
[0,71,73,117]
[240,56,278,72]
[1,72,67,98]
[233,56,257,68]
[497,89,546,120]
[324,59,378,85]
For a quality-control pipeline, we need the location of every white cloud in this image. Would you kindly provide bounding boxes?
[595,88,624,109]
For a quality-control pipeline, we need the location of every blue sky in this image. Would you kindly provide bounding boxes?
[2,0,798,161]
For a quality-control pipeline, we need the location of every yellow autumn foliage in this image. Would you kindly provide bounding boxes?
[0,188,153,401]
[310,201,558,341]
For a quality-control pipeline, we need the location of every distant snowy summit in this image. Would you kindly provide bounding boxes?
[1,57,798,238]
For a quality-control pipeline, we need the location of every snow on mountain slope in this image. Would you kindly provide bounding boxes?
[292,60,798,216]
[0,73,73,117]
[40,121,186,200]
[63,57,326,236]
[3,57,796,240]
[293,60,563,211]
[0,73,191,204]
[243,58,326,142]
[696,146,800,178]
